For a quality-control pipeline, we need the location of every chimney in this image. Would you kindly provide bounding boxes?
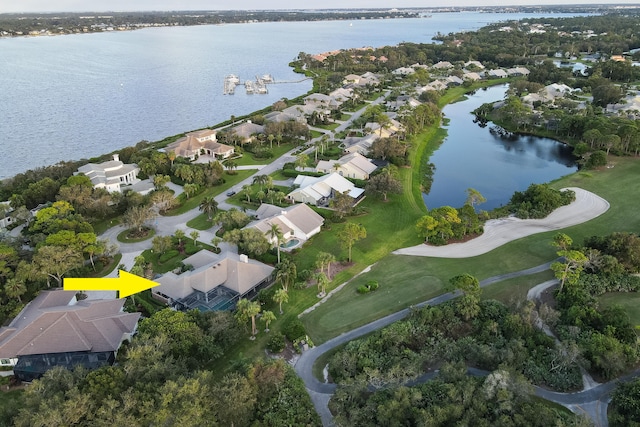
[239,254,249,263]
[113,154,120,162]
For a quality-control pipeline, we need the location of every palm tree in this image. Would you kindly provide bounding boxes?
[241,184,252,203]
[167,150,176,168]
[267,223,284,264]
[276,133,283,146]
[261,310,276,332]
[315,251,337,279]
[267,134,275,149]
[314,272,329,298]
[199,196,219,221]
[225,159,238,174]
[273,288,289,314]
[252,174,268,190]
[235,298,261,339]
[4,278,26,303]
[174,229,186,250]
[190,230,200,246]
[275,259,297,292]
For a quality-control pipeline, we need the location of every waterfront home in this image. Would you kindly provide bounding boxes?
[507,67,531,77]
[304,93,339,110]
[329,87,355,104]
[445,76,464,87]
[152,250,274,311]
[76,154,140,193]
[316,152,377,180]
[487,69,508,78]
[463,72,482,81]
[167,129,234,160]
[287,172,364,206]
[0,290,140,381]
[0,202,14,230]
[229,121,265,144]
[245,203,324,250]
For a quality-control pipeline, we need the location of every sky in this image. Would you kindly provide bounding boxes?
[1,0,639,13]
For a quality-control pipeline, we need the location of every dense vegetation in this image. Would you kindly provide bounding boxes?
[330,362,588,427]
[502,184,575,219]
[329,287,583,392]
[0,309,319,426]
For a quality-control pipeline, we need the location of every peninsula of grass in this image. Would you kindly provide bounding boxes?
[117,228,155,243]
[186,213,215,230]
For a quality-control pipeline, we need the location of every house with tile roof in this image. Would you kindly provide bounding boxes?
[153,250,274,312]
[229,121,265,144]
[76,154,140,193]
[316,152,377,180]
[287,172,364,206]
[0,290,140,381]
[167,129,234,161]
[341,134,380,156]
[245,203,324,250]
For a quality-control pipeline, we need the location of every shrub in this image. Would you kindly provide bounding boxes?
[266,332,286,353]
[357,285,370,294]
[159,250,179,263]
[283,318,306,341]
[368,280,379,291]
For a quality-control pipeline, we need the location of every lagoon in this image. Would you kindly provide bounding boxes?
[422,85,577,211]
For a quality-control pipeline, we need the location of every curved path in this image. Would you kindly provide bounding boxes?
[295,263,640,427]
[295,188,621,426]
[393,187,610,258]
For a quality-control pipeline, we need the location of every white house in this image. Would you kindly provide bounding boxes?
[316,152,377,180]
[76,154,140,193]
[341,134,380,155]
[287,172,365,206]
[245,203,324,250]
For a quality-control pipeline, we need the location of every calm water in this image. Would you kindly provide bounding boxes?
[0,12,588,179]
[422,85,577,210]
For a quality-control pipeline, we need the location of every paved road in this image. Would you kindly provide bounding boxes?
[294,262,637,427]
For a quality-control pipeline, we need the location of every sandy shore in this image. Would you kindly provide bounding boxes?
[393,187,609,258]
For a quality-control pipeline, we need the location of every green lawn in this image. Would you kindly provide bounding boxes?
[481,270,555,304]
[186,213,216,231]
[302,156,640,344]
[230,144,296,166]
[598,292,640,328]
[117,228,155,243]
[165,170,255,215]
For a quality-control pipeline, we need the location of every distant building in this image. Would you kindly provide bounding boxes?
[0,290,140,381]
[76,154,140,193]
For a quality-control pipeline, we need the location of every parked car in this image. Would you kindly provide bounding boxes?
[226,190,236,196]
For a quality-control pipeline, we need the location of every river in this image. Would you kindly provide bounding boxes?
[422,85,577,211]
[0,12,590,179]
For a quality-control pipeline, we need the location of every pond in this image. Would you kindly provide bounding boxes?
[422,84,577,211]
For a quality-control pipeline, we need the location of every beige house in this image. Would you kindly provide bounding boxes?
[287,172,365,206]
[167,129,234,161]
[0,290,140,381]
[229,122,265,144]
[153,250,274,311]
[316,152,377,180]
[246,203,324,250]
[76,154,140,193]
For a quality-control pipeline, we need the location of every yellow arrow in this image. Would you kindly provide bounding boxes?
[63,271,159,299]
